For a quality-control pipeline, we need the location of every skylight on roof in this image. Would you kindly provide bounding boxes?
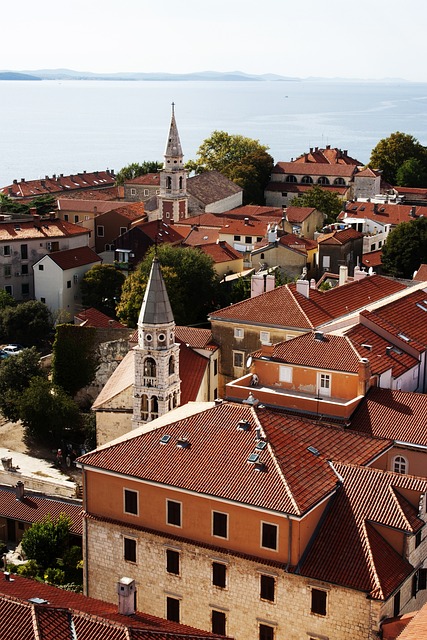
[255,440,267,451]
[247,453,260,463]
[237,420,250,431]
[177,437,190,449]
[160,434,171,445]
[307,445,320,456]
[361,344,372,351]
[416,302,427,312]
[398,333,410,342]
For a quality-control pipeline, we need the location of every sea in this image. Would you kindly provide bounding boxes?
[1,79,427,187]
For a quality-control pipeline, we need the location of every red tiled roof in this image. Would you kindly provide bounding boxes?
[349,387,427,447]
[100,201,145,222]
[1,170,116,199]
[209,275,406,330]
[130,220,186,244]
[299,463,427,599]
[219,218,268,236]
[75,308,126,329]
[176,340,209,405]
[0,575,221,640]
[292,147,362,166]
[221,205,283,218]
[252,332,362,373]
[198,242,242,263]
[273,162,357,177]
[0,486,82,535]
[44,246,100,270]
[342,202,424,226]
[125,173,160,186]
[355,167,381,177]
[278,234,317,251]
[413,264,427,281]
[317,227,363,244]
[180,227,220,246]
[0,218,89,242]
[345,323,418,379]
[284,206,316,222]
[57,199,128,214]
[175,326,217,351]
[362,249,383,269]
[64,187,123,201]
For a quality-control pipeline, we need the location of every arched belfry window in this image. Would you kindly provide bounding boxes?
[169,355,175,375]
[152,396,159,416]
[179,176,183,190]
[141,395,149,420]
[166,176,172,190]
[144,357,156,378]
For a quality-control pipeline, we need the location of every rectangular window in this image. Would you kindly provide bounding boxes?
[212,610,226,635]
[167,500,181,527]
[124,489,138,515]
[4,265,11,277]
[97,225,104,237]
[279,365,292,383]
[212,511,228,538]
[20,244,28,260]
[40,297,46,304]
[318,372,331,397]
[322,255,330,269]
[120,227,127,235]
[166,549,180,575]
[64,214,69,221]
[234,235,241,241]
[67,280,71,289]
[259,623,274,640]
[4,285,12,296]
[130,188,136,195]
[233,351,244,368]
[245,235,252,244]
[73,274,78,284]
[261,522,278,551]
[260,574,275,602]
[74,215,79,223]
[21,283,29,296]
[38,264,44,271]
[144,189,149,196]
[213,359,218,376]
[166,597,180,623]
[212,562,227,588]
[21,264,28,275]
[260,331,270,344]
[311,588,327,616]
[370,243,375,252]
[123,537,136,563]
[393,591,400,617]
[3,245,11,256]
[234,327,244,339]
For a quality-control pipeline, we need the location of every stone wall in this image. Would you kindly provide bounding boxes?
[86,517,382,640]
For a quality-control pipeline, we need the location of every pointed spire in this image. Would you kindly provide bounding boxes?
[138,258,174,326]
[164,102,183,158]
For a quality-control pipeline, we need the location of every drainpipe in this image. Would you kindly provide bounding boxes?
[285,515,292,571]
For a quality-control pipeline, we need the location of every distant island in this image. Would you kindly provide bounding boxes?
[0,71,41,81]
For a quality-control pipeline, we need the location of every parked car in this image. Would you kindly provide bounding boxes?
[1,344,24,356]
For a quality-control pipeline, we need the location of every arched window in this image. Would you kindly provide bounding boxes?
[179,176,183,189]
[166,176,172,190]
[301,176,313,184]
[285,175,297,183]
[141,395,149,420]
[317,176,330,185]
[144,357,156,378]
[173,391,178,408]
[169,355,175,375]
[151,396,159,416]
[393,455,407,474]
[334,177,345,185]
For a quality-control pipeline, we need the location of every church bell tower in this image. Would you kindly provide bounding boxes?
[132,257,181,429]
[158,103,188,222]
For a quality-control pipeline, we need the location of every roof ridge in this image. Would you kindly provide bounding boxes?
[288,284,314,329]
[363,521,385,600]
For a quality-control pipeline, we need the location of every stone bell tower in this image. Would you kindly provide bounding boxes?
[158,102,188,222]
[132,257,181,429]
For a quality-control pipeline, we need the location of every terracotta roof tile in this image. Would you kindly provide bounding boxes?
[57,199,128,214]
[273,162,357,177]
[292,147,362,166]
[278,234,317,251]
[198,241,242,263]
[317,227,363,244]
[175,326,216,350]
[187,170,242,204]
[362,249,383,269]
[180,227,219,246]
[413,264,427,281]
[75,308,126,329]
[393,601,427,639]
[64,187,122,201]
[43,246,100,270]
[176,339,209,405]
[1,171,115,199]
[349,387,427,446]
[125,173,160,186]
[130,220,186,244]
[342,202,424,226]
[0,218,89,242]
[284,206,316,222]
[103,201,145,221]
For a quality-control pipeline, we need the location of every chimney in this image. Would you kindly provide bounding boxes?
[310,147,313,153]
[29,207,38,217]
[21,178,25,183]
[15,481,24,501]
[49,211,56,220]
[353,266,368,281]
[310,278,316,290]
[13,179,18,184]
[244,217,249,225]
[343,150,348,156]
[358,358,371,396]
[386,346,393,356]
[261,343,274,358]
[117,577,136,615]
[339,265,348,286]
[410,206,417,217]
[296,279,309,298]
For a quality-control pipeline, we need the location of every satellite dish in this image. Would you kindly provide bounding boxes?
[246,356,253,368]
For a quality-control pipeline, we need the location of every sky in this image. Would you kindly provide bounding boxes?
[1,0,427,82]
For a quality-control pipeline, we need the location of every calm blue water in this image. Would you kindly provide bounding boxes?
[0,79,427,187]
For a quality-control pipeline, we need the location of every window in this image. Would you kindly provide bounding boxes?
[334,177,345,185]
[245,236,252,244]
[212,511,228,538]
[4,285,12,296]
[318,372,331,397]
[370,243,376,252]
[64,214,69,221]
[261,522,278,550]
[233,351,244,368]
[393,456,407,474]
[40,297,46,304]
[301,176,313,184]
[21,283,29,296]
[212,562,227,588]
[279,366,292,383]
[259,623,274,640]
[260,574,275,602]
[166,549,180,575]
[166,597,180,622]
[212,610,226,635]
[67,280,71,289]
[74,215,79,223]
[4,265,11,277]
[213,359,218,376]
[311,588,327,616]
[3,245,11,256]
[124,489,138,515]
[317,176,330,185]
[21,264,28,275]
[73,274,78,284]
[144,189,149,196]
[123,537,136,563]
[260,331,270,344]
[416,530,422,548]
[322,255,330,269]
[285,175,297,183]
[257,236,263,242]
[120,227,127,235]
[20,244,28,259]
[38,264,44,271]
[130,188,136,195]
[234,327,244,339]
[393,591,400,617]
[167,500,181,527]
[97,225,104,237]
[234,235,241,241]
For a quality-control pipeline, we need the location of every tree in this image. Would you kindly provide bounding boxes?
[21,513,72,572]
[52,324,98,397]
[290,185,342,224]
[188,131,274,205]
[19,377,81,443]
[381,216,427,278]
[0,289,16,310]
[369,132,427,185]
[117,245,220,327]
[80,264,125,317]
[0,347,44,422]
[0,300,53,345]
[115,161,163,186]
[395,157,427,187]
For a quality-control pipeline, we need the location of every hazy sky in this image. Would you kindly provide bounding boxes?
[2,0,427,81]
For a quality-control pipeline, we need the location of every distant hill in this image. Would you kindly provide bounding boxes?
[3,68,300,82]
[0,71,41,81]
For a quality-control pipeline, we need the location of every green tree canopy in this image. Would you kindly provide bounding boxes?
[0,194,57,217]
[52,324,98,397]
[80,264,125,317]
[21,513,71,571]
[0,289,16,310]
[115,161,163,186]
[0,347,44,422]
[395,157,427,188]
[290,185,342,224]
[0,300,53,345]
[117,244,220,327]
[187,131,274,205]
[369,131,427,185]
[381,216,427,278]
